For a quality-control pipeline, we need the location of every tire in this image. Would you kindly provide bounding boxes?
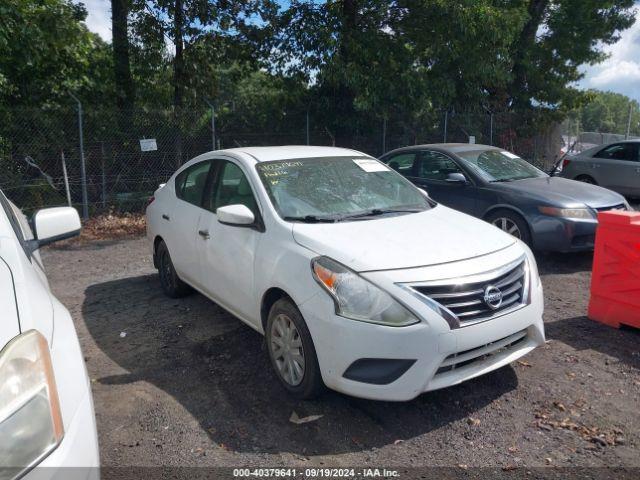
[156,240,192,298]
[485,209,532,246]
[266,298,324,399]
[575,175,597,185]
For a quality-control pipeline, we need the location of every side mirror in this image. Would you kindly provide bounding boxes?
[445,172,468,184]
[417,187,429,198]
[32,207,81,248]
[217,204,255,226]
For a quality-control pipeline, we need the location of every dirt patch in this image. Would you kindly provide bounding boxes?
[41,238,640,471]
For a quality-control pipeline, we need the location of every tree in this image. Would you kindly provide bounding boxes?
[569,90,640,136]
[112,0,135,111]
[132,0,278,109]
[506,0,636,110]
[0,0,113,108]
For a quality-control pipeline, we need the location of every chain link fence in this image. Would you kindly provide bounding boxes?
[0,105,563,216]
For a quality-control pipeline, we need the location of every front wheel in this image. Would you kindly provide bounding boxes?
[575,175,597,185]
[266,298,324,399]
[485,210,532,246]
[156,240,192,298]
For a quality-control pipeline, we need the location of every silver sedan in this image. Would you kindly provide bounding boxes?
[560,140,640,198]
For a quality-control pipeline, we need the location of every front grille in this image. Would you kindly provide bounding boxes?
[435,329,528,375]
[409,259,527,327]
[596,203,626,212]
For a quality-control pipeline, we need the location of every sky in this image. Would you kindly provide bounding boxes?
[79,0,640,102]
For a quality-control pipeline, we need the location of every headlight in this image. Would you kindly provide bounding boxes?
[538,206,595,219]
[311,256,419,326]
[0,330,64,472]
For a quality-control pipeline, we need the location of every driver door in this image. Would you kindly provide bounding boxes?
[196,159,263,326]
[414,150,479,215]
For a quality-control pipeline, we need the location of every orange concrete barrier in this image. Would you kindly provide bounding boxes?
[588,211,640,329]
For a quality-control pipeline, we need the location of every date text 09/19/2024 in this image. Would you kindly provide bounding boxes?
[232,468,400,478]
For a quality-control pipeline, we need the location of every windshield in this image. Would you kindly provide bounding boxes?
[457,149,547,182]
[256,156,431,221]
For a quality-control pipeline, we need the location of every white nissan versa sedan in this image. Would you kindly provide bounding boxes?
[0,190,99,478]
[146,146,545,401]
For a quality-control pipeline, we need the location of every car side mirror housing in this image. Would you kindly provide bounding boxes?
[446,172,468,184]
[217,204,255,226]
[417,187,429,198]
[31,207,81,249]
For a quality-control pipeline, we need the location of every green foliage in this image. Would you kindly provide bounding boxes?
[0,0,113,108]
[568,90,640,135]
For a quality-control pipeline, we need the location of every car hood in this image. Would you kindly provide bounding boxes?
[292,205,516,272]
[497,177,625,209]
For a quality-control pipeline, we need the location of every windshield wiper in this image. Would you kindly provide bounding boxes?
[282,215,338,223]
[338,208,424,220]
[490,178,515,183]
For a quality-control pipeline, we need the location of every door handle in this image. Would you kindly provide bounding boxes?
[162,214,170,221]
[198,229,210,239]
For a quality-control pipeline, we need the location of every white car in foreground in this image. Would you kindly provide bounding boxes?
[0,191,99,478]
[147,146,545,401]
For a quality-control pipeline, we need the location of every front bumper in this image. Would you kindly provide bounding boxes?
[530,215,598,252]
[25,392,100,480]
[299,244,545,401]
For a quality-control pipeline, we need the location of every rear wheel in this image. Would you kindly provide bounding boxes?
[266,298,324,399]
[157,240,192,298]
[575,175,597,185]
[485,209,532,246]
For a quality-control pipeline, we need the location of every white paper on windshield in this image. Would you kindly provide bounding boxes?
[501,151,521,159]
[353,159,389,172]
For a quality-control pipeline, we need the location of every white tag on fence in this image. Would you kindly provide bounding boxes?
[140,139,158,152]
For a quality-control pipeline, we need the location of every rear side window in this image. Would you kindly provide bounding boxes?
[175,161,211,207]
[595,143,637,162]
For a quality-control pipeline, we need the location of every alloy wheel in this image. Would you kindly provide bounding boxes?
[270,314,305,386]
[492,217,522,239]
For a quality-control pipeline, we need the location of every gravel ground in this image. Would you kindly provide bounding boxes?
[42,237,640,472]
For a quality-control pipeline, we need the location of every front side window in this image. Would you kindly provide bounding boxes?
[385,153,417,175]
[456,149,546,182]
[418,151,463,181]
[256,156,430,221]
[175,161,211,206]
[595,143,637,162]
[208,161,258,214]
[0,189,31,257]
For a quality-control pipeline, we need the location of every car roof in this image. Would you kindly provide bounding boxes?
[221,146,368,162]
[384,143,502,156]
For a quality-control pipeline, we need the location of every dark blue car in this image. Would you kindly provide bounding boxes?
[380,144,631,252]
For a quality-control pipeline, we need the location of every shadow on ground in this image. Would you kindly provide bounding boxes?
[536,251,593,275]
[545,316,640,370]
[83,274,518,456]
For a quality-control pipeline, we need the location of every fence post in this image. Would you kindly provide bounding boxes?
[381,117,387,155]
[489,113,494,146]
[443,110,448,143]
[69,92,88,220]
[100,141,107,208]
[204,98,216,151]
[60,150,72,207]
